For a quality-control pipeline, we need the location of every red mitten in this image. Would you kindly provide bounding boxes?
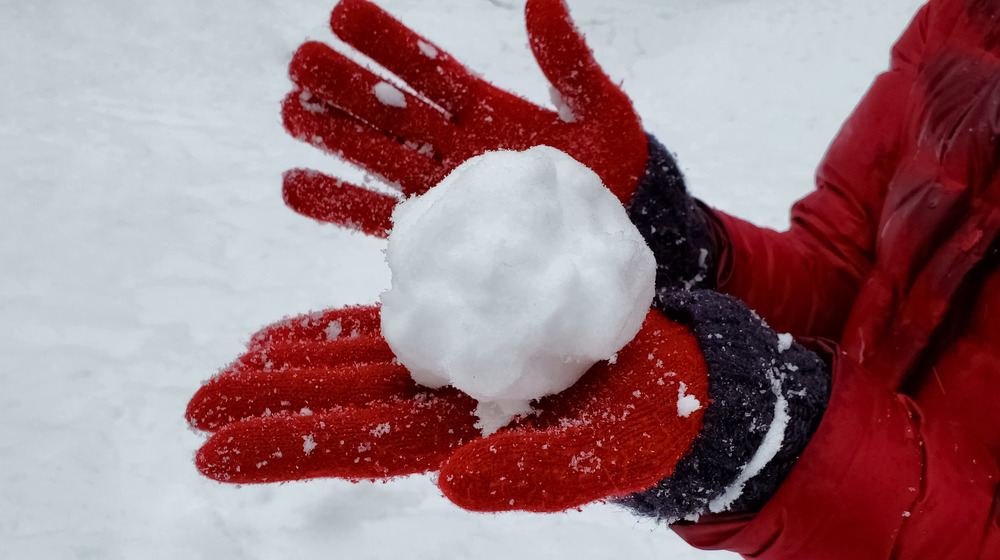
[438,310,709,512]
[186,305,480,481]
[283,0,718,293]
[185,294,828,518]
[186,305,709,498]
[280,0,648,238]
[440,289,831,518]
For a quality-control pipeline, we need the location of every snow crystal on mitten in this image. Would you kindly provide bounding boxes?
[380,146,656,434]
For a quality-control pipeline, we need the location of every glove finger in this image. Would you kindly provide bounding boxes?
[247,305,381,348]
[330,0,557,128]
[234,335,395,375]
[289,41,457,155]
[194,390,480,483]
[438,311,708,512]
[240,320,395,371]
[329,0,480,116]
[241,307,394,372]
[186,361,417,432]
[282,169,397,238]
[524,0,647,203]
[282,90,447,195]
[524,0,636,124]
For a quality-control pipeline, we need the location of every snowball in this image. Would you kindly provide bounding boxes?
[380,146,656,434]
[373,81,406,108]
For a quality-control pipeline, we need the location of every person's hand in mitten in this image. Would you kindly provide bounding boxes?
[185,303,707,505]
[186,292,830,519]
[186,0,830,521]
[280,0,715,292]
[438,289,830,520]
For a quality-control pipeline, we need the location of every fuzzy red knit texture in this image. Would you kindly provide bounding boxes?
[279,0,648,235]
[187,0,709,514]
[187,307,709,512]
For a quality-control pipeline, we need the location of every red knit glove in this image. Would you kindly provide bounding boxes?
[280,0,648,237]
[187,306,709,512]
[186,0,712,513]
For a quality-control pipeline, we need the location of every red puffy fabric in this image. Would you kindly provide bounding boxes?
[674,360,997,559]
[684,0,1000,557]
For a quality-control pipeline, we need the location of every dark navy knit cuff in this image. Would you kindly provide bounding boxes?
[616,289,830,522]
[627,135,718,292]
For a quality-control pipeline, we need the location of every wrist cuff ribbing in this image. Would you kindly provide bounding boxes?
[627,135,718,292]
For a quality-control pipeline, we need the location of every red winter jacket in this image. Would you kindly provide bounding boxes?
[674,0,1000,557]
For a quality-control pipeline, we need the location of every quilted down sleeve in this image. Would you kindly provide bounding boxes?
[670,3,1000,558]
[670,359,1000,560]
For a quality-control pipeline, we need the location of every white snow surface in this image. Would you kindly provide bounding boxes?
[2,0,923,558]
[382,146,654,434]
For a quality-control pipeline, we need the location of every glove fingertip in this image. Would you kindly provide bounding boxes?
[330,0,377,35]
[525,0,622,119]
[194,436,232,483]
[288,40,332,84]
[280,89,311,139]
[185,385,215,432]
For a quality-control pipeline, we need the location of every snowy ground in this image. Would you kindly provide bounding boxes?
[3,0,923,558]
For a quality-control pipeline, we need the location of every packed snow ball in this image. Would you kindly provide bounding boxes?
[380,146,656,434]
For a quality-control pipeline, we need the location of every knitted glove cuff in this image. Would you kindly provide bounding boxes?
[616,289,830,523]
[627,135,718,291]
